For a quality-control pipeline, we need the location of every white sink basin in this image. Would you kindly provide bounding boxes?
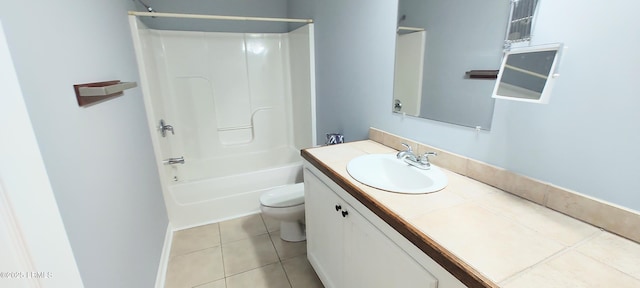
[346,154,448,194]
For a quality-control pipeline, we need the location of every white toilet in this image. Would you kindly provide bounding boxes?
[259,183,306,242]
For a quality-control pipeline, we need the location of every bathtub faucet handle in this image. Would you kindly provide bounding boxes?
[159,119,174,137]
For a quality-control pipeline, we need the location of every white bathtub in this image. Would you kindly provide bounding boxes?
[167,161,303,229]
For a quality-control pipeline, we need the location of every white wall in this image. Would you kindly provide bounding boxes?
[292,0,398,142]
[301,0,640,212]
[0,20,83,288]
[393,31,425,117]
[0,1,168,287]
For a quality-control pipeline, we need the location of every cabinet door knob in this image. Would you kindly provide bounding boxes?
[341,210,349,218]
[335,204,342,211]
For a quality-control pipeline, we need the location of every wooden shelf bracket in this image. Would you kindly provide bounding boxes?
[73,80,137,107]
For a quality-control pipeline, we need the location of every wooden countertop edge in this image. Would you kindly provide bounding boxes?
[302,148,499,288]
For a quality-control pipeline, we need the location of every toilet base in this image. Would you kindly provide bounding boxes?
[280,220,306,242]
[260,203,306,242]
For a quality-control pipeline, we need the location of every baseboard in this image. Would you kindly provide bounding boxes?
[173,209,261,231]
[155,222,173,288]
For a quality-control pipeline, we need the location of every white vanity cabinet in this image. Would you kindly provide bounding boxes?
[305,168,345,288]
[304,167,439,288]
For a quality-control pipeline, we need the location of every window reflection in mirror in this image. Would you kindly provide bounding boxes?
[393,0,511,130]
[493,44,563,104]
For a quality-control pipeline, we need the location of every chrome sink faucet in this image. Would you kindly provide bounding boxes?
[396,143,417,161]
[396,143,437,170]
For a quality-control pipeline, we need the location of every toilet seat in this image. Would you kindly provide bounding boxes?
[260,183,304,208]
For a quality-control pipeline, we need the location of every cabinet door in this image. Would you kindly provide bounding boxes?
[305,167,438,288]
[388,238,439,288]
[344,195,438,288]
[304,169,344,288]
[343,203,395,288]
[343,198,438,288]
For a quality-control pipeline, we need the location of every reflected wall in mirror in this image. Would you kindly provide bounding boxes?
[393,30,426,116]
[393,0,511,130]
[493,43,563,104]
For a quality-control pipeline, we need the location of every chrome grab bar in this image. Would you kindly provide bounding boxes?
[163,156,184,165]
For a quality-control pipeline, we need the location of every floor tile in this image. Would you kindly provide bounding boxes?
[269,231,306,261]
[503,250,640,288]
[261,214,280,233]
[282,255,324,288]
[576,231,640,279]
[226,262,291,288]
[222,234,279,276]
[165,246,224,288]
[220,214,268,243]
[171,223,220,257]
[193,279,226,288]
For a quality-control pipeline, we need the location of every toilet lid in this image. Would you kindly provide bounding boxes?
[260,183,305,208]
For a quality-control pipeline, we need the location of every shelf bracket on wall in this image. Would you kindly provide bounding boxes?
[73,80,137,107]
[465,70,499,79]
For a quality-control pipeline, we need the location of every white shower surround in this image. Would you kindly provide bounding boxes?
[129,17,315,229]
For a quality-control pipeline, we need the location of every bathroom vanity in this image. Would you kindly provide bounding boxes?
[302,140,640,288]
[303,142,484,288]
[304,167,449,288]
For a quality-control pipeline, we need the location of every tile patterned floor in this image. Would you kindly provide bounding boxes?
[165,214,324,288]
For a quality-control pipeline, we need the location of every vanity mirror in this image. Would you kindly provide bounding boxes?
[492,43,563,104]
[393,0,511,130]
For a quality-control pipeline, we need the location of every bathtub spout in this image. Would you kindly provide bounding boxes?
[163,157,185,165]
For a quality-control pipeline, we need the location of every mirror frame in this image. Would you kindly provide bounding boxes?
[492,43,564,104]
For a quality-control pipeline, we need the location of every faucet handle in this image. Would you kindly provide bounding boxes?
[420,152,437,163]
[159,119,175,137]
[401,143,413,152]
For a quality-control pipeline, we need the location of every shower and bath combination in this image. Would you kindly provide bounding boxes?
[128,9,316,229]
